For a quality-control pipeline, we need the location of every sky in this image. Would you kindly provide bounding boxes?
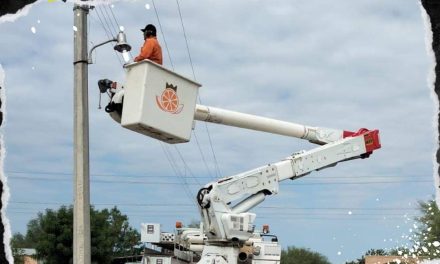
[0,0,438,263]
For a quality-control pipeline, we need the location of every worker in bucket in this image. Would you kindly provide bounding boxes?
[134,24,163,65]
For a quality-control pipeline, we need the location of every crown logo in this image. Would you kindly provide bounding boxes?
[166,83,177,92]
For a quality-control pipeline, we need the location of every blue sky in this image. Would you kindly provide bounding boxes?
[0,0,437,263]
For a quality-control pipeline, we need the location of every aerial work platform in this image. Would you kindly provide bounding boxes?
[99,59,382,264]
[121,61,201,143]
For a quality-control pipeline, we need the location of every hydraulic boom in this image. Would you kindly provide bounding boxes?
[98,60,381,264]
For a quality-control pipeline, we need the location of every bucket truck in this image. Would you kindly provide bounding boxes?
[98,60,381,264]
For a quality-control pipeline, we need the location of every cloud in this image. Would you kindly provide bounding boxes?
[0,0,435,263]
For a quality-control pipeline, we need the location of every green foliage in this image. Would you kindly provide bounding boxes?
[26,206,73,264]
[346,199,440,263]
[364,249,387,256]
[11,233,31,248]
[186,220,201,228]
[281,246,331,264]
[414,199,440,259]
[388,247,409,257]
[11,232,37,264]
[10,205,141,264]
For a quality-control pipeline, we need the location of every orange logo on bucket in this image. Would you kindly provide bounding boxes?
[156,83,184,114]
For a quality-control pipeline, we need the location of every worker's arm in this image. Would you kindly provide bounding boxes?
[134,39,154,62]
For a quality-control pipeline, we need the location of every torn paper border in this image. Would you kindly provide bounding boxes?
[0,65,12,264]
[420,1,440,209]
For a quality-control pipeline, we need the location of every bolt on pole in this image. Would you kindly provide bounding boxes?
[73,3,91,264]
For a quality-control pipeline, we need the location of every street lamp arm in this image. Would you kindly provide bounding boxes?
[88,38,117,64]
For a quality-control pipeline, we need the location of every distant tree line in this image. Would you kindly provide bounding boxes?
[346,199,440,263]
[9,199,440,264]
[10,206,142,264]
[281,246,331,264]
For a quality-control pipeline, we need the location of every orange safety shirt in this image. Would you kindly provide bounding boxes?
[134,37,163,65]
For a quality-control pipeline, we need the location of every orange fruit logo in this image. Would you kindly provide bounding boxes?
[156,83,184,114]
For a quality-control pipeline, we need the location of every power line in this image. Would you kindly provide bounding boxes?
[192,132,215,179]
[192,103,222,178]
[173,0,221,178]
[90,7,124,66]
[7,175,432,185]
[6,206,419,216]
[96,5,117,36]
[104,0,135,56]
[6,208,419,216]
[151,0,174,70]
[175,0,196,80]
[172,145,203,187]
[159,142,197,205]
[148,1,190,197]
[9,201,192,206]
[106,1,121,31]
[102,3,119,36]
[93,6,113,38]
[4,170,432,180]
[7,210,418,221]
[7,201,421,211]
[146,0,215,201]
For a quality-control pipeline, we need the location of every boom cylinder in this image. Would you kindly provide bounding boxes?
[231,192,266,214]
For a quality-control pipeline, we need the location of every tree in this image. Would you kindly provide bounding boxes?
[11,205,141,264]
[345,199,440,264]
[281,246,331,264]
[10,232,36,264]
[413,199,440,259]
[186,220,201,228]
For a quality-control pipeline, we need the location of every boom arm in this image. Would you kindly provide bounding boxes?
[196,131,380,242]
[194,105,344,145]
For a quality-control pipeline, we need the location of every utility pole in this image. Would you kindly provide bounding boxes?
[73,2,91,264]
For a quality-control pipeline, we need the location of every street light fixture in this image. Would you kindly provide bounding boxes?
[88,31,132,64]
[114,31,132,53]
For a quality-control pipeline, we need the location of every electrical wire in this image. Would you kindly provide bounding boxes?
[146,0,211,200]
[6,206,420,215]
[106,0,121,31]
[6,209,419,218]
[104,1,133,58]
[159,142,197,205]
[8,201,421,210]
[151,0,175,70]
[91,1,198,203]
[192,132,215,180]
[175,0,196,80]
[95,2,200,200]
[96,5,117,36]
[6,175,432,185]
[4,170,432,180]
[172,145,203,187]
[102,3,119,36]
[7,210,419,221]
[174,0,221,178]
[7,201,423,219]
[90,7,124,66]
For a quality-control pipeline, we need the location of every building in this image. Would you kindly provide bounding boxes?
[17,248,42,264]
[365,255,424,264]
